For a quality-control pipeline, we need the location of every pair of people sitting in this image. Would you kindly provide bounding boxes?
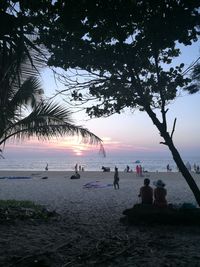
[138,178,167,208]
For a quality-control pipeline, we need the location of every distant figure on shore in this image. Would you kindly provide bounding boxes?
[45,163,48,171]
[136,165,143,176]
[126,165,130,172]
[193,163,197,172]
[166,164,171,172]
[75,163,78,172]
[102,166,110,172]
[153,179,167,208]
[113,166,119,189]
[186,162,191,171]
[70,171,80,179]
[139,165,143,176]
[196,165,200,174]
[138,178,153,205]
[136,165,139,176]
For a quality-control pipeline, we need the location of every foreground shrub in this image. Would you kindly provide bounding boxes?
[0,199,57,222]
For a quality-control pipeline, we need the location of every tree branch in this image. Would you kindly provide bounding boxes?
[170,118,177,139]
[153,48,167,131]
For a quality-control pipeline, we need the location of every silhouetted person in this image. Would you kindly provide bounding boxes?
[153,179,167,208]
[138,178,153,205]
[102,166,110,172]
[45,163,48,171]
[167,164,171,172]
[113,166,119,189]
[196,165,200,174]
[75,163,78,172]
[126,165,130,172]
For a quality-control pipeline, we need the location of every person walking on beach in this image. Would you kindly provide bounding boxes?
[113,166,120,189]
[153,179,167,208]
[138,178,153,205]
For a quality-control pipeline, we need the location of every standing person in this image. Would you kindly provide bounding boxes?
[75,163,78,172]
[126,165,130,172]
[167,164,170,171]
[139,165,143,177]
[138,178,153,205]
[153,180,167,208]
[113,166,120,189]
[136,165,139,176]
[196,165,200,174]
[194,163,197,172]
[45,163,48,171]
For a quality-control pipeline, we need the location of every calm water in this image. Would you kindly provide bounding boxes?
[0,155,199,172]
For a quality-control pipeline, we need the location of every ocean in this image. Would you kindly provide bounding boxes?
[0,155,199,172]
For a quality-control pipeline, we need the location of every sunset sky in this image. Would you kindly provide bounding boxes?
[4,41,200,159]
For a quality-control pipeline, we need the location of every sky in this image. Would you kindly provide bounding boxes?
[4,41,200,160]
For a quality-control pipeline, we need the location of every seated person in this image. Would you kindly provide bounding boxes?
[102,166,110,172]
[153,179,167,208]
[70,171,80,179]
[138,178,153,205]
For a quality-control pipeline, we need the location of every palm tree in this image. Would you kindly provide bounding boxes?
[0,51,104,155]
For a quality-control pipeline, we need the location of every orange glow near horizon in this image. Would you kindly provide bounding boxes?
[5,135,166,156]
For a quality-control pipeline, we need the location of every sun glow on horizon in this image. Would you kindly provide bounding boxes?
[4,134,170,157]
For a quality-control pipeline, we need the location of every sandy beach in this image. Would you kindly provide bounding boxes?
[0,170,200,266]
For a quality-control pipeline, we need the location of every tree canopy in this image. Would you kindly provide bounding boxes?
[33,0,200,117]
[1,0,200,204]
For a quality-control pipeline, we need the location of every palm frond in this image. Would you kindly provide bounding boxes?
[10,77,42,108]
[0,101,105,155]
[0,47,105,156]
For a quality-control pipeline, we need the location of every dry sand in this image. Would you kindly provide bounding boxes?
[0,170,200,266]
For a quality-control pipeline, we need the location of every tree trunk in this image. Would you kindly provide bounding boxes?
[162,132,200,206]
[145,107,200,206]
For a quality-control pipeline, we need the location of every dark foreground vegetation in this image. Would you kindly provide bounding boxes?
[0,200,57,223]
